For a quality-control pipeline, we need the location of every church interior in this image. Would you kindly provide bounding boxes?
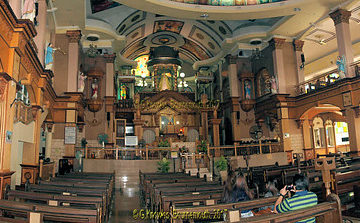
[1,0,360,222]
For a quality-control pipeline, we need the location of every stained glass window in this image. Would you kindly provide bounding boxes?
[133,55,150,77]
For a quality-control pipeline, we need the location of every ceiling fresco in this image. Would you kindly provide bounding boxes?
[168,0,286,6]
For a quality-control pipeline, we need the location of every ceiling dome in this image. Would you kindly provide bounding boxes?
[169,0,286,6]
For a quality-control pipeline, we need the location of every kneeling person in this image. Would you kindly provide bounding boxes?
[274,174,318,223]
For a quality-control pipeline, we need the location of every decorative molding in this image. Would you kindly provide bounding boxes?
[293,40,304,52]
[66,30,82,43]
[226,55,237,65]
[330,9,351,25]
[0,72,11,101]
[103,53,116,63]
[269,38,286,51]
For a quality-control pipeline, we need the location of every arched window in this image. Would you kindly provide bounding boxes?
[16,84,30,105]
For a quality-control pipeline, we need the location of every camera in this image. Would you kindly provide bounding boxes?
[286,185,294,191]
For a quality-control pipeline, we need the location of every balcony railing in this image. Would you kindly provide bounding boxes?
[296,61,360,96]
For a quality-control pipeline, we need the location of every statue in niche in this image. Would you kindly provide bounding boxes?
[22,0,36,22]
[336,55,346,79]
[78,71,87,92]
[91,79,99,99]
[270,76,278,94]
[244,80,252,100]
[158,72,172,91]
[257,68,271,97]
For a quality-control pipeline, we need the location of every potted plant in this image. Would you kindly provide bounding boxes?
[97,133,109,159]
[157,158,170,173]
[196,140,208,154]
[215,156,228,183]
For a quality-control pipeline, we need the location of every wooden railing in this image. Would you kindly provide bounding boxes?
[75,145,176,160]
[296,61,360,96]
[207,141,282,157]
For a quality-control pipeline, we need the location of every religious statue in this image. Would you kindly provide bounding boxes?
[336,55,346,79]
[45,43,56,70]
[22,0,36,22]
[244,80,252,99]
[45,43,64,70]
[120,84,127,100]
[77,72,87,92]
[91,79,99,99]
[270,76,278,94]
[158,73,171,91]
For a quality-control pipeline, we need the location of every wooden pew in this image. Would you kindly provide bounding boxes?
[153,184,223,211]
[27,183,109,221]
[6,189,104,222]
[0,200,98,223]
[171,194,341,223]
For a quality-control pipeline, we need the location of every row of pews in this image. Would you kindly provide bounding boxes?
[140,171,342,222]
[0,172,114,223]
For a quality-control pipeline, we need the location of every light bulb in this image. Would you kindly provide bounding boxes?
[180,72,185,78]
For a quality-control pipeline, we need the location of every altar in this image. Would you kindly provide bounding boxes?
[118,46,220,147]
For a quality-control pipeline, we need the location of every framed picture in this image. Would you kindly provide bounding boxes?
[343,92,352,107]
[64,126,76,145]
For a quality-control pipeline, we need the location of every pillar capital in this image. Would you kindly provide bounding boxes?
[66,30,82,43]
[104,53,116,63]
[226,55,237,64]
[330,9,351,25]
[293,40,304,52]
[269,38,286,51]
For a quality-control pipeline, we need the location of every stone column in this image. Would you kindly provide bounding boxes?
[330,9,354,77]
[226,55,239,98]
[344,108,360,156]
[8,0,21,19]
[293,40,305,84]
[66,30,82,92]
[33,0,47,66]
[269,38,286,94]
[104,53,116,97]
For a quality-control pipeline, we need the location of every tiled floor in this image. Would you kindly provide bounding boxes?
[109,183,151,223]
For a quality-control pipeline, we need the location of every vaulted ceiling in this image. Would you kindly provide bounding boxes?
[50,0,360,76]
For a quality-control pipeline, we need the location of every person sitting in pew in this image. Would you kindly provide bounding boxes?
[222,171,254,217]
[274,174,318,223]
[257,179,279,214]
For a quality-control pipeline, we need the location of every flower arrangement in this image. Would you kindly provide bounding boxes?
[158,140,170,147]
[197,140,208,153]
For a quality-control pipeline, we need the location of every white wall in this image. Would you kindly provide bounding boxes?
[10,122,35,187]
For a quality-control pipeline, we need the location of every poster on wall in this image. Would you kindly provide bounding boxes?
[64,126,76,145]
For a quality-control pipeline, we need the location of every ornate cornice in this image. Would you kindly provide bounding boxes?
[330,9,351,25]
[104,53,116,63]
[66,30,82,43]
[269,38,286,51]
[293,40,304,52]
